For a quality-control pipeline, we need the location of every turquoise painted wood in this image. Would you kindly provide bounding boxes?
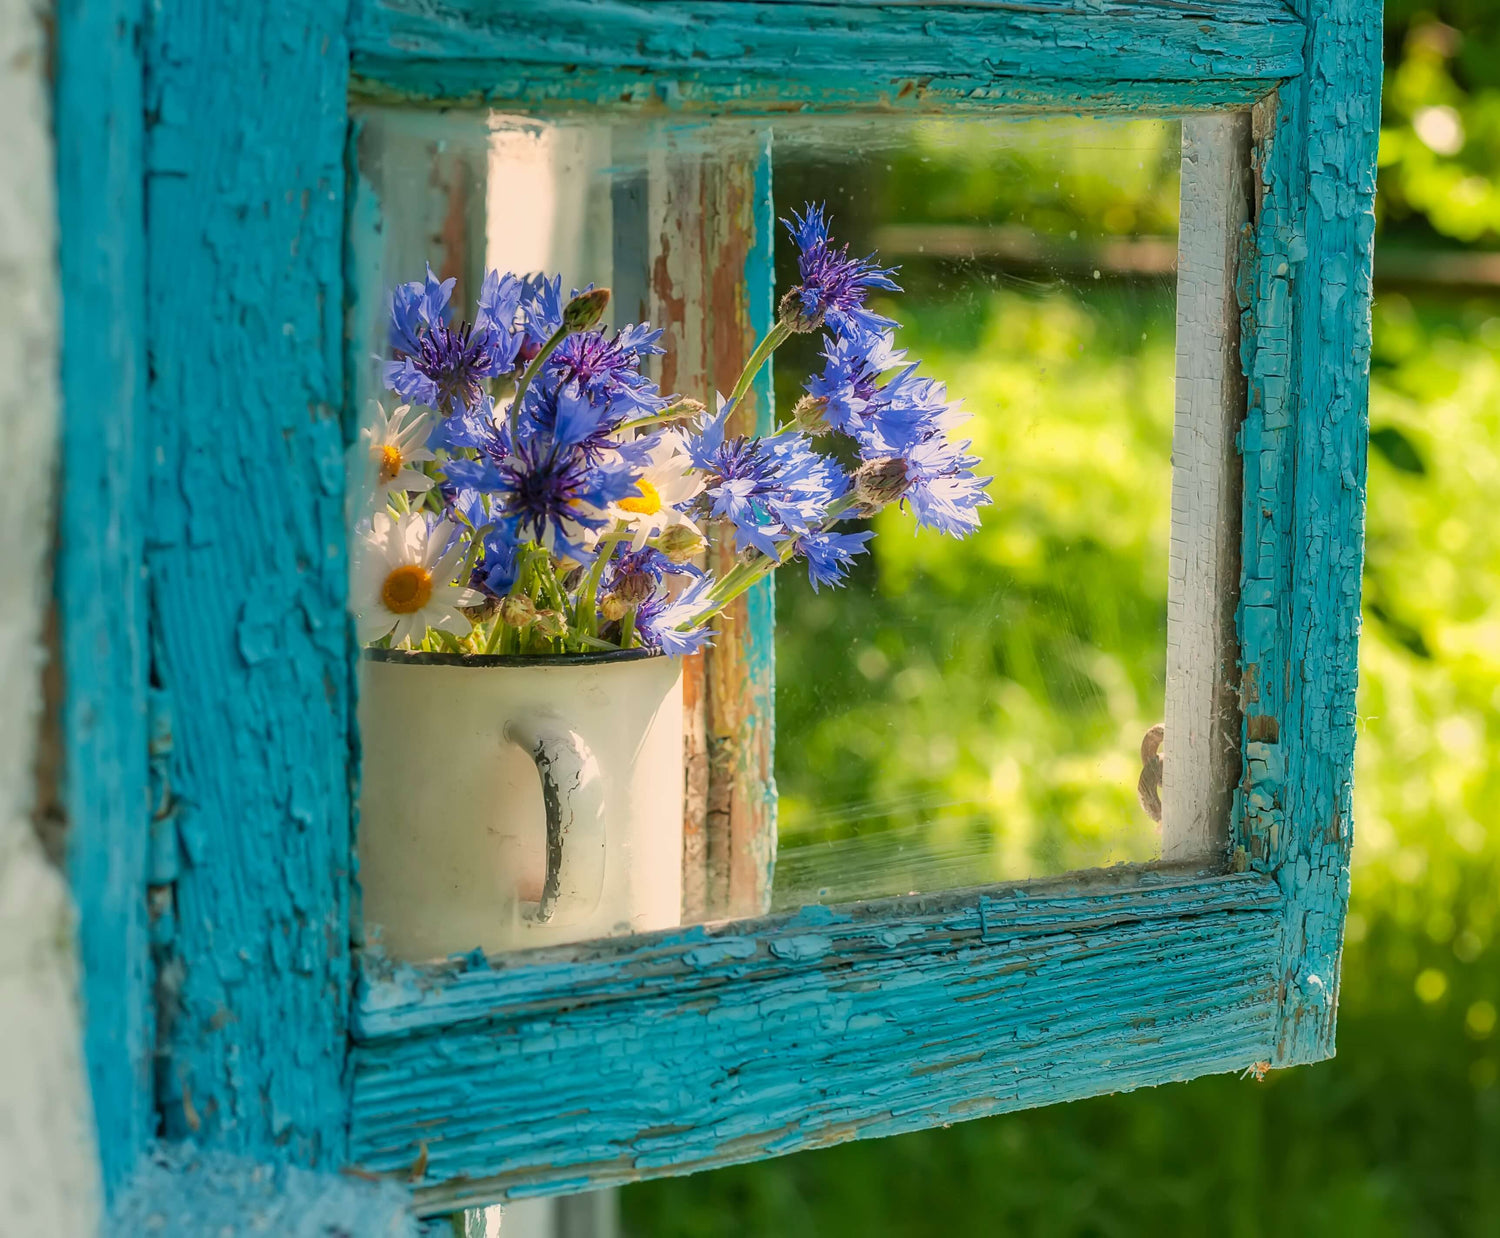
[108,1146,418,1236]
[51,0,1381,1225]
[141,0,355,1165]
[349,869,1284,1213]
[349,0,1306,113]
[1235,0,1382,1064]
[54,0,154,1202]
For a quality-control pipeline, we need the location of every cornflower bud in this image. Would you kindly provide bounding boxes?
[531,609,569,640]
[461,595,500,624]
[668,397,707,426]
[777,287,823,334]
[562,287,611,333]
[656,524,705,564]
[599,593,632,623]
[853,456,910,514]
[499,594,536,628]
[612,569,654,607]
[792,394,831,435]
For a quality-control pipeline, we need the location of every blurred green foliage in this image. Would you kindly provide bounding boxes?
[881,116,1180,238]
[1381,2,1500,245]
[624,10,1500,1234]
[772,283,1173,905]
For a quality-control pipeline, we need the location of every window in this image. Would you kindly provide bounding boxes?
[57,0,1381,1223]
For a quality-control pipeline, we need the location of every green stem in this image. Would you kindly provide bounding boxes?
[620,606,638,650]
[508,325,570,443]
[575,526,627,637]
[689,496,861,628]
[618,399,704,433]
[725,319,793,414]
[483,615,507,654]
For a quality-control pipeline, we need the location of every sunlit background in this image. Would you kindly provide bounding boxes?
[770,114,1178,906]
[623,4,1500,1233]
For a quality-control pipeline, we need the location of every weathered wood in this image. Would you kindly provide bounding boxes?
[349,0,1305,113]
[641,128,777,922]
[1,0,106,1225]
[1163,114,1251,861]
[107,1146,417,1237]
[53,0,154,1202]
[65,0,1377,1211]
[347,867,1283,1211]
[1233,0,1380,1064]
[144,0,354,1161]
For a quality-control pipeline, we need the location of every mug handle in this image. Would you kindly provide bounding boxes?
[504,718,606,926]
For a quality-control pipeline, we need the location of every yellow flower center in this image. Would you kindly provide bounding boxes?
[619,478,663,516]
[375,444,404,483]
[381,564,433,615]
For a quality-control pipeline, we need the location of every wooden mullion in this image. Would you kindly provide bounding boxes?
[1163,113,1252,861]
[643,128,777,923]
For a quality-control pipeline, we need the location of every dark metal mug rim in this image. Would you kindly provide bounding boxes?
[362,646,666,669]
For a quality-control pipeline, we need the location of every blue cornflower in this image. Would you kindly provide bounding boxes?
[431,480,518,598]
[798,528,875,592]
[467,516,521,599]
[519,274,564,358]
[512,369,660,468]
[898,433,993,538]
[635,575,717,656]
[389,264,454,357]
[474,268,525,338]
[544,327,668,423]
[473,383,647,559]
[385,264,522,419]
[686,402,847,557]
[602,544,701,590]
[781,204,900,336]
[808,328,954,455]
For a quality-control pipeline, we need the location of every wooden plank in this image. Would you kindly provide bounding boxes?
[1,0,107,1225]
[53,0,153,1201]
[1246,0,1378,1065]
[1260,0,1374,1062]
[640,127,777,922]
[1163,114,1251,861]
[144,0,354,1162]
[347,868,1283,1211]
[353,71,1283,117]
[349,0,1305,113]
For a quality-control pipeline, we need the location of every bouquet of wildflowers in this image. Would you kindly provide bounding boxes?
[353,204,991,657]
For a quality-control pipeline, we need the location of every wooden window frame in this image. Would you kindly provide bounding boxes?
[56,0,1380,1220]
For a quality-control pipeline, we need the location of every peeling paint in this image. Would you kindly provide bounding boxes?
[54,0,153,1203]
[108,1145,417,1237]
[348,869,1283,1211]
[144,0,355,1165]
[349,0,1306,114]
[1235,1,1380,1063]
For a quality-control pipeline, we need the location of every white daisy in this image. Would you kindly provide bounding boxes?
[362,402,436,503]
[354,511,480,648]
[611,430,705,551]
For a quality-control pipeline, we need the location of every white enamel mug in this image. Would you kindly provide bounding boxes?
[357,650,684,961]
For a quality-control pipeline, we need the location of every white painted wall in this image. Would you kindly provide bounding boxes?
[0,0,105,1229]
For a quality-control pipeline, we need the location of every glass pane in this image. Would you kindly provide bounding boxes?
[347,107,1192,961]
[768,120,1179,909]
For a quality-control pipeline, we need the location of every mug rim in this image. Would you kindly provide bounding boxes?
[363,646,668,669]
